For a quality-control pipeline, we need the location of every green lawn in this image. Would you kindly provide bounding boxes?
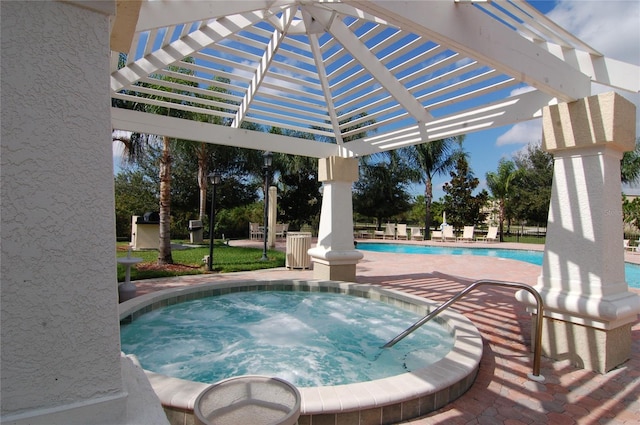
[501,235,545,244]
[116,241,285,282]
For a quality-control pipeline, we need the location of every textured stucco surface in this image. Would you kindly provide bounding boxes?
[310,157,363,281]
[517,94,640,372]
[1,1,123,416]
[542,92,636,153]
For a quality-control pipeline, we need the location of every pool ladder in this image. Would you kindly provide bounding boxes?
[382,279,545,382]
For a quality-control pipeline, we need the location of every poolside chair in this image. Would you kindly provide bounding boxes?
[477,226,499,242]
[396,224,408,240]
[443,226,456,242]
[410,227,424,241]
[373,230,384,239]
[275,223,289,239]
[457,225,475,242]
[383,223,396,240]
[249,222,263,240]
[624,239,635,252]
[430,230,443,241]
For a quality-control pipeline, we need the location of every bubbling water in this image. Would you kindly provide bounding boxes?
[120,291,453,387]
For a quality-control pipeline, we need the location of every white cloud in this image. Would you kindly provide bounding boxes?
[497,2,640,146]
[496,119,542,146]
[547,1,640,65]
[549,1,640,137]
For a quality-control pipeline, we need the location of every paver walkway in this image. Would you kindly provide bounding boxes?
[130,239,640,424]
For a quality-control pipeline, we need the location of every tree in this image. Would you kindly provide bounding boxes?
[276,153,322,230]
[401,136,464,238]
[441,155,488,230]
[486,159,519,242]
[353,152,414,227]
[621,137,640,184]
[138,59,199,264]
[114,169,158,238]
[187,78,239,222]
[623,195,640,238]
[511,143,553,228]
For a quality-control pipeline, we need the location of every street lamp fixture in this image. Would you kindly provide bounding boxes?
[261,151,273,261]
[207,171,222,271]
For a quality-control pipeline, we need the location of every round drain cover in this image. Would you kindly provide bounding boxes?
[194,375,301,425]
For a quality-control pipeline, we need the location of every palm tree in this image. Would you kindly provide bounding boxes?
[485,158,519,242]
[113,58,198,264]
[354,151,415,228]
[401,136,464,239]
[621,137,640,184]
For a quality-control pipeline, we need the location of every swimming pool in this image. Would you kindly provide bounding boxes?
[357,242,640,289]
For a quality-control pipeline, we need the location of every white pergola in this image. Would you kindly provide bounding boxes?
[1,1,638,424]
[110,0,636,157]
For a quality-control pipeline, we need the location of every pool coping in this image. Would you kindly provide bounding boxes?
[119,279,483,424]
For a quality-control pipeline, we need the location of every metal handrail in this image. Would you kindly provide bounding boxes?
[382,279,545,381]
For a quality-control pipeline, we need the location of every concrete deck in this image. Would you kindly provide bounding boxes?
[130,238,640,424]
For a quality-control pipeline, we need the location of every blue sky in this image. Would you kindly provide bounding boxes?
[430,0,640,201]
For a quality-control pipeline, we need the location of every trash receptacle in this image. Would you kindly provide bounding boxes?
[189,220,204,244]
[285,232,311,269]
[194,375,301,425]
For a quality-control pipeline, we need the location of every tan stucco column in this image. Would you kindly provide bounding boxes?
[516,92,640,373]
[268,186,277,248]
[308,156,363,282]
[1,2,168,424]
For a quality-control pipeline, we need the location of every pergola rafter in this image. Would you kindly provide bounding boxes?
[110,0,638,158]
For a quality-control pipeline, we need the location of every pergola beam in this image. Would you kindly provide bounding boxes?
[134,0,277,32]
[111,108,338,158]
[318,9,433,124]
[353,0,592,102]
[343,89,555,157]
[111,11,269,93]
[232,8,295,128]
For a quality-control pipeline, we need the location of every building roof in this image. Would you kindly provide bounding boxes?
[110,0,639,158]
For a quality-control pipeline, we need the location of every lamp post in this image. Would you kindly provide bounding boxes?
[261,151,273,261]
[207,171,221,271]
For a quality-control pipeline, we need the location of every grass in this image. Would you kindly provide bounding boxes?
[502,235,546,244]
[116,241,285,282]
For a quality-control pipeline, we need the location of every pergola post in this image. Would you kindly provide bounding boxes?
[268,186,277,248]
[1,2,168,423]
[516,92,640,373]
[308,156,363,282]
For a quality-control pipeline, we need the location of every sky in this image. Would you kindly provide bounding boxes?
[113,1,640,199]
[431,0,640,201]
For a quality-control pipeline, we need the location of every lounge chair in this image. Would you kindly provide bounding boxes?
[430,230,443,241]
[624,239,635,252]
[443,226,456,242]
[457,225,475,242]
[410,227,424,241]
[477,226,499,242]
[383,223,396,240]
[373,230,385,239]
[396,224,408,240]
[249,222,263,240]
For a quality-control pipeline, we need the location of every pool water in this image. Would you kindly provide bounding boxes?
[120,291,454,387]
[357,242,640,289]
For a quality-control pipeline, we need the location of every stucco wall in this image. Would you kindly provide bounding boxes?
[1,0,123,416]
